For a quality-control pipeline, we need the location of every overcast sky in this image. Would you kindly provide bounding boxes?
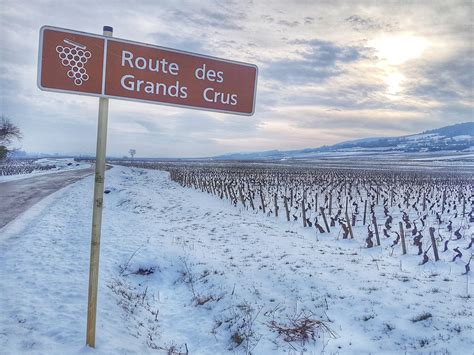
[1,0,472,157]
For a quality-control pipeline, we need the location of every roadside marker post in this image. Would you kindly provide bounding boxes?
[37,25,258,348]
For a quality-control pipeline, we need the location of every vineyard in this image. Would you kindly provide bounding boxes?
[121,161,474,272]
[0,159,56,176]
[0,158,90,178]
[3,160,472,353]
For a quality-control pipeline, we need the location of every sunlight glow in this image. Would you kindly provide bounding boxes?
[370,35,427,97]
[385,72,405,95]
[370,35,428,65]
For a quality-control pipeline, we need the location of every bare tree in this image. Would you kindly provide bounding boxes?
[0,115,22,160]
[129,148,136,164]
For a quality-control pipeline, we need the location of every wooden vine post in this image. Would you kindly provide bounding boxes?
[328,192,333,216]
[302,198,307,227]
[248,191,255,210]
[283,196,290,222]
[363,200,367,225]
[238,185,246,208]
[320,207,330,233]
[346,211,354,239]
[398,221,407,254]
[372,216,380,246]
[429,227,440,261]
[259,184,266,213]
[442,190,446,214]
[274,193,278,217]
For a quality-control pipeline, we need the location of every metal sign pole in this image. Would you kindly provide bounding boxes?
[86,25,113,349]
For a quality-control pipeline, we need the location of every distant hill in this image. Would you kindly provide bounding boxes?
[214,122,474,160]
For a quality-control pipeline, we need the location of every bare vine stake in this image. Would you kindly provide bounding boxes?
[345,196,348,214]
[320,207,330,233]
[315,193,318,212]
[429,227,440,261]
[423,193,426,211]
[274,193,278,218]
[283,196,290,222]
[248,191,255,210]
[442,190,446,214]
[329,192,333,216]
[259,185,266,213]
[363,200,367,225]
[346,211,354,239]
[373,216,380,246]
[238,186,246,208]
[398,222,406,254]
[227,185,233,204]
[223,184,228,200]
[302,198,307,227]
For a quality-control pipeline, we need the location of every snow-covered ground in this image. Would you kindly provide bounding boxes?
[0,166,472,354]
[0,158,91,183]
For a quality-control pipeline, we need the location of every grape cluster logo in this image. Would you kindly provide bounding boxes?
[56,39,91,86]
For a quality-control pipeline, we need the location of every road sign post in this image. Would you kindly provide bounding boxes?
[86,25,113,348]
[37,25,258,348]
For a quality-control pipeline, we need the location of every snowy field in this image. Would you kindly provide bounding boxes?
[0,166,472,354]
[0,158,91,182]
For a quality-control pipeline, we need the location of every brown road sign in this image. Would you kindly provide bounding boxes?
[38,26,258,115]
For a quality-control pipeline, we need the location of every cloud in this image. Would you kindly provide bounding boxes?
[0,0,472,157]
[260,15,274,23]
[263,39,361,84]
[277,20,300,27]
[345,15,397,32]
[149,31,207,54]
[172,8,244,31]
[405,52,473,103]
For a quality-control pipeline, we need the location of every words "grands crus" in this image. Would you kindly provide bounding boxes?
[119,50,238,105]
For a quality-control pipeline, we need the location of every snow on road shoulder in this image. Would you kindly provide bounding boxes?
[0,166,472,354]
[0,167,147,354]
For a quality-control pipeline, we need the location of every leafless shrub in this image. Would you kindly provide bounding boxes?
[108,278,161,348]
[119,245,143,275]
[194,293,224,306]
[156,341,189,354]
[213,300,262,354]
[107,278,155,316]
[177,257,225,307]
[411,312,432,323]
[266,310,337,345]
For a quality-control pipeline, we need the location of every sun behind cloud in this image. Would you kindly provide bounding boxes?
[369,35,429,98]
[370,35,429,65]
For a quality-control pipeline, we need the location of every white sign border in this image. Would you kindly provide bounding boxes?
[37,25,258,116]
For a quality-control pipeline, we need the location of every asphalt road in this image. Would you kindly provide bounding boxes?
[0,168,95,229]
